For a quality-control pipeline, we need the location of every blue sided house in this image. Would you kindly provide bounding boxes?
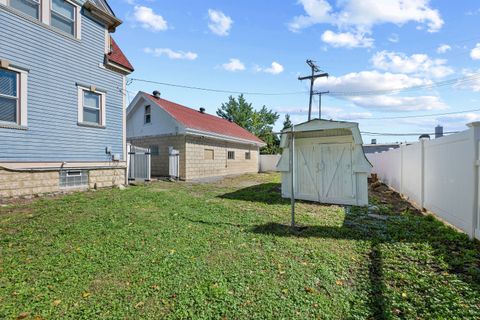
[0,0,134,197]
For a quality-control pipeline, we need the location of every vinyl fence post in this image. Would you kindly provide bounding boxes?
[400,144,404,195]
[420,138,425,211]
[290,126,295,228]
[467,122,480,239]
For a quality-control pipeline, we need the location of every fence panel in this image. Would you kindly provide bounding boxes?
[401,142,423,207]
[367,124,480,239]
[423,130,475,235]
[127,144,151,182]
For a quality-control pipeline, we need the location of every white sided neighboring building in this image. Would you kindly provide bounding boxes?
[126,91,266,180]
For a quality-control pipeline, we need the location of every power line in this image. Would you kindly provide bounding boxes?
[329,72,480,96]
[361,130,459,136]
[355,107,480,120]
[128,78,308,96]
[127,71,480,98]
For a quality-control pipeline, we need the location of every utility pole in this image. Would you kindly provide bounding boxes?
[314,91,329,119]
[298,60,328,121]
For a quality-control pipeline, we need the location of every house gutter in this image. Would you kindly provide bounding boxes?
[83,0,122,32]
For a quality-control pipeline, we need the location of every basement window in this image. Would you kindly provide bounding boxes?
[59,170,88,188]
[227,151,235,160]
[245,151,251,160]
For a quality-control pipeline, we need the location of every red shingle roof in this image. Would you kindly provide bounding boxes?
[143,92,265,145]
[106,37,134,72]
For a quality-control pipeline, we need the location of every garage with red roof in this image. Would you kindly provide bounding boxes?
[126,91,265,180]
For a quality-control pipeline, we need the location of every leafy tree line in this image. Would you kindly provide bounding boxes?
[216,94,291,154]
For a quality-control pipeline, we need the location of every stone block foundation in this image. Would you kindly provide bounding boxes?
[0,167,126,198]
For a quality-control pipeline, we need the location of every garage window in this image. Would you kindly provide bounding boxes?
[204,149,214,160]
[245,152,251,160]
[150,145,159,156]
[227,151,235,160]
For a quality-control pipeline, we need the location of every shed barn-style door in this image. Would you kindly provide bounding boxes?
[318,143,354,204]
[294,143,355,204]
[295,144,322,201]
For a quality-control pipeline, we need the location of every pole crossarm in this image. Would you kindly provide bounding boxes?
[298,73,329,81]
[298,59,329,121]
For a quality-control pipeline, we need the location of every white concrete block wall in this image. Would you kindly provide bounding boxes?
[259,154,281,172]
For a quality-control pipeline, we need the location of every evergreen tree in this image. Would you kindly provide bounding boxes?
[217,95,280,154]
[282,114,292,130]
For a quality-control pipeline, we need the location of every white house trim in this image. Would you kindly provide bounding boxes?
[0,60,28,127]
[77,84,106,127]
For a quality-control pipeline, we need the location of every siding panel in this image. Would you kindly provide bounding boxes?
[0,6,125,162]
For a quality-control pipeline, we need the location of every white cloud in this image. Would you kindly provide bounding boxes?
[470,43,480,60]
[290,0,443,32]
[288,0,334,32]
[313,70,448,112]
[388,33,399,43]
[256,62,285,75]
[371,50,454,78]
[349,95,448,111]
[289,0,443,47]
[455,69,480,92]
[222,58,245,72]
[436,44,451,54]
[143,48,198,60]
[314,70,430,93]
[208,9,233,36]
[133,6,168,31]
[321,30,374,48]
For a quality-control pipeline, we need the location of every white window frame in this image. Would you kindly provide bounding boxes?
[227,151,235,160]
[7,0,41,20]
[0,61,28,127]
[245,151,251,160]
[77,85,106,127]
[0,0,82,39]
[50,0,78,37]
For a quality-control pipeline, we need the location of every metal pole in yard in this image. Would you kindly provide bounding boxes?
[290,125,295,228]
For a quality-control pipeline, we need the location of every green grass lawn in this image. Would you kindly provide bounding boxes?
[1,173,479,319]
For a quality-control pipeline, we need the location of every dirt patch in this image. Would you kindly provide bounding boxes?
[368,179,422,215]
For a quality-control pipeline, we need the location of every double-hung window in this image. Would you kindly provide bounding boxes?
[9,0,40,19]
[77,85,105,127]
[0,68,19,124]
[83,91,101,124]
[51,0,76,36]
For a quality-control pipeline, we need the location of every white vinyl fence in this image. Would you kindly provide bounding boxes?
[259,154,281,172]
[367,122,480,239]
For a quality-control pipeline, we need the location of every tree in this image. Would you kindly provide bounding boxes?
[282,114,292,131]
[216,94,253,130]
[217,95,280,154]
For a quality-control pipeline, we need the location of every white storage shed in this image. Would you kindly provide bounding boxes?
[276,119,372,206]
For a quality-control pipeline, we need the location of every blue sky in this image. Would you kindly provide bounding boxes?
[111,0,480,142]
